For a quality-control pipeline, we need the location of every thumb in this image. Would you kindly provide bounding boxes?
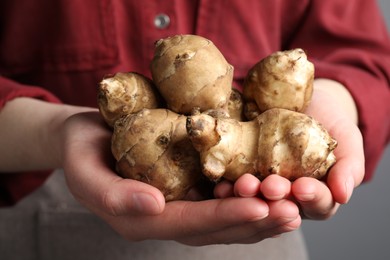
[326,124,364,204]
[67,164,166,217]
[62,112,166,216]
[99,178,166,216]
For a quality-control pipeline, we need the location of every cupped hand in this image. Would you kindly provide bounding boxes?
[293,79,365,219]
[215,79,365,221]
[61,111,301,245]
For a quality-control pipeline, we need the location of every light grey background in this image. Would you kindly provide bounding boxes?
[301,1,390,259]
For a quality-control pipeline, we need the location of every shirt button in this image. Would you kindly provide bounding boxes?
[154,14,170,29]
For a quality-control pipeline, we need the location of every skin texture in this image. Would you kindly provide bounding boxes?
[150,35,233,114]
[0,79,364,244]
[111,109,201,201]
[187,108,337,182]
[227,88,245,121]
[243,49,314,119]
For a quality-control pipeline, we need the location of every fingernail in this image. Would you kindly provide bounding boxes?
[345,176,355,203]
[132,193,162,215]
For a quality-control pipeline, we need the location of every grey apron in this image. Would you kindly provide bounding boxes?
[0,170,308,260]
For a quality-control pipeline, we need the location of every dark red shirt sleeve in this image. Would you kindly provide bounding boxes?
[0,76,61,108]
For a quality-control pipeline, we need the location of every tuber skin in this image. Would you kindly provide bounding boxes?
[150,34,234,114]
[199,88,245,121]
[97,72,163,127]
[228,88,246,121]
[243,48,314,119]
[111,108,201,201]
[186,108,337,182]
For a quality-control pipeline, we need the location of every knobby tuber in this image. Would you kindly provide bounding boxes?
[186,108,337,182]
[150,34,234,114]
[243,48,314,119]
[111,109,201,201]
[97,72,162,127]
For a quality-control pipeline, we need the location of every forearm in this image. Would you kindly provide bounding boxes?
[0,97,96,172]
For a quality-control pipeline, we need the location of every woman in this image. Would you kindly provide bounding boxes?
[0,1,389,259]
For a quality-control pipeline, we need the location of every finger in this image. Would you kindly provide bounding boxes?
[237,215,301,244]
[99,178,166,216]
[260,174,291,200]
[234,173,261,197]
[112,197,270,242]
[304,83,365,204]
[214,180,235,198]
[292,177,339,220]
[63,112,165,216]
[178,199,300,245]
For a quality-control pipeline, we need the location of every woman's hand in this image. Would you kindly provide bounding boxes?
[0,97,301,245]
[61,111,301,245]
[216,79,365,220]
[293,79,365,219]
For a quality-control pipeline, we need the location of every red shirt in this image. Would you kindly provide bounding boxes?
[1,0,390,206]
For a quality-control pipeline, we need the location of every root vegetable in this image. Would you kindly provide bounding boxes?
[97,72,162,127]
[111,108,201,201]
[243,48,314,119]
[150,34,234,114]
[186,108,337,182]
[96,35,337,201]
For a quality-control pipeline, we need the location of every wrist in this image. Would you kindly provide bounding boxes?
[44,102,97,169]
[0,97,96,172]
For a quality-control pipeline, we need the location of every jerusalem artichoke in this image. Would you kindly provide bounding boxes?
[186,108,337,182]
[150,34,234,114]
[111,108,201,201]
[243,48,314,119]
[97,72,162,127]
